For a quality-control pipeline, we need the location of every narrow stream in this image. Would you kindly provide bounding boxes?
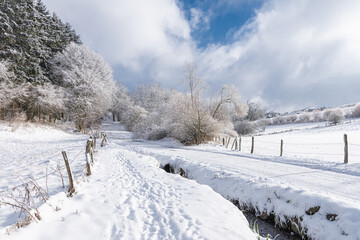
[161,164,301,240]
[242,211,301,240]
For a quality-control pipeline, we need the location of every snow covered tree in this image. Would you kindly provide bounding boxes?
[246,101,265,121]
[0,61,29,119]
[111,84,131,121]
[23,83,65,122]
[51,43,115,131]
[0,0,80,84]
[211,85,242,119]
[177,64,221,144]
[351,103,360,118]
[121,105,148,132]
[326,109,344,125]
[133,84,172,113]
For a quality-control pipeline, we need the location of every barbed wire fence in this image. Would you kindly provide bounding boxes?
[216,133,356,164]
[0,131,109,228]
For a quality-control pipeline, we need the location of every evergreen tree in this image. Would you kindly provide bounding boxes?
[0,0,81,84]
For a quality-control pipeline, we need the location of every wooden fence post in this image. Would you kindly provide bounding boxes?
[251,136,254,154]
[223,138,225,146]
[62,151,75,194]
[239,137,241,151]
[235,138,238,150]
[85,140,92,175]
[226,137,231,148]
[93,136,96,151]
[89,138,94,164]
[280,139,284,157]
[344,134,348,164]
[231,138,236,150]
[101,132,109,147]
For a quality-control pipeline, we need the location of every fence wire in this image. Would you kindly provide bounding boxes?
[220,135,359,160]
[0,143,88,195]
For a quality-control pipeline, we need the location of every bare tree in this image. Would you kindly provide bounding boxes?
[246,101,265,121]
[181,63,221,144]
[211,85,240,117]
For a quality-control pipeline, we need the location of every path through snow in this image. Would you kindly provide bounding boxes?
[1,123,257,240]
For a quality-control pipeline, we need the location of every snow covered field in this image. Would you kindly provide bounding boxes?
[241,120,360,170]
[1,121,360,240]
[0,122,258,239]
[0,122,89,228]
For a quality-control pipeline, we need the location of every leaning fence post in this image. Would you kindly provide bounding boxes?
[62,151,75,194]
[231,138,236,150]
[280,139,284,157]
[239,137,241,151]
[85,140,92,175]
[101,132,108,147]
[251,136,254,154]
[226,137,231,148]
[344,134,348,164]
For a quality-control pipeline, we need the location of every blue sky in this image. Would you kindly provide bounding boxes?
[181,0,264,48]
[43,0,360,112]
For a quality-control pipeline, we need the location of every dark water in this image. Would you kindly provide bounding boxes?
[242,211,301,240]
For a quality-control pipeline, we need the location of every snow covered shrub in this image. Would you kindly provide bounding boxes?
[322,109,333,120]
[132,111,165,139]
[167,63,222,145]
[51,43,116,131]
[271,116,287,125]
[312,111,324,122]
[161,90,221,145]
[351,103,360,118]
[146,128,169,141]
[121,105,148,132]
[174,111,220,145]
[255,119,269,132]
[296,113,311,123]
[234,120,256,135]
[326,109,344,125]
[285,115,297,123]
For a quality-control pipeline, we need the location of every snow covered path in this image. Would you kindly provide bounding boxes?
[2,124,257,240]
[127,143,360,204]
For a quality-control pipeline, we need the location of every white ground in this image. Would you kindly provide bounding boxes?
[1,120,360,240]
[0,122,257,240]
[102,121,360,240]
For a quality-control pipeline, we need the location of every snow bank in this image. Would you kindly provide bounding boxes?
[135,150,360,240]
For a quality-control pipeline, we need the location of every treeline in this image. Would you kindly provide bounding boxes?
[267,104,360,126]
[0,0,263,142]
[0,0,123,131]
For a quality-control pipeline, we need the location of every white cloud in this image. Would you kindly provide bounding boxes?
[43,0,360,110]
[196,0,360,110]
[43,0,195,88]
[189,8,211,31]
